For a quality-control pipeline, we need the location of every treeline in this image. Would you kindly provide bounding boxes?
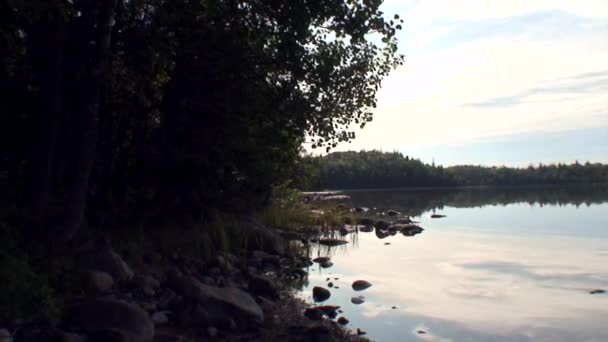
[298,151,608,190]
[0,1,403,242]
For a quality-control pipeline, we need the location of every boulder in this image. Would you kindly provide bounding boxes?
[359,226,374,233]
[134,275,160,297]
[312,287,331,302]
[400,225,424,236]
[395,217,416,224]
[86,270,114,293]
[352,280,372,291]
[65,298,154,341]
[248,274,278,299]
[80,247,134,282]
[168,273,264,324]
[374,229,390,239]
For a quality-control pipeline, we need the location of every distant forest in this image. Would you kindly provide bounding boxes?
[297,151,608,190]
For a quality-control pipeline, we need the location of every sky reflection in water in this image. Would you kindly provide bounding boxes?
[300,188,608,342]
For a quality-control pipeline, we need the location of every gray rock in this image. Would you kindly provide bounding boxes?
[152,311,170,325]
[312,287,331,302]
[134,275,160,297]
[352,280,372,291]
[169,274,264,324]
[249,274,278,299]
[60,332,87,342]
[81,248,134,282]
[65,298,154,341]
[0,329,11,342]
[86,271,114,293]
[351,296,365,304]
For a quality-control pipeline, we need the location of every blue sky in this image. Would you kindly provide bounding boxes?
[332,0,608,166]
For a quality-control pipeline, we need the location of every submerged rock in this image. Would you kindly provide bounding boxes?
[351,296,365,304]
[431,214,446,218]
[312,287,331,302]
[590,289,606,294]
[352,280,372,291]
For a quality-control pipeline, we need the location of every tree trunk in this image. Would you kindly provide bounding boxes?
[55,0,117,242]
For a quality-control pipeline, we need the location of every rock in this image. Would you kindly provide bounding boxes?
[152,311,170,325]
[401,224,424,236]
[168,273,264,323]
[392,306,397,309]
[327,282,333,288]
[0,329,11,342]
[384,242,391,245]
[313,256,331,263]
[356,218,374,226]
[65,298,154,341]
[304,306,340,320]
[374,229,390,239]
[80,247,134,282]
[249,274,278,299]
[134,275,160,297]
[590,289,606,294]
[318,238,348,247]
[207,327,218,338]
[387,210,400,216]
[86,270,114,293]
[417,330,426,334]
[287,324,331,342]
[319,260,333,269]
[374,220,390,230]
[395,217,416,224]
[352,280,372,291]
[431,214,446,218]
[359,226,374,233]
[357,328,367,336]
[60,332,87,342]
[312,287,331,302]
[337,317,349,325]
[351,296,365,304]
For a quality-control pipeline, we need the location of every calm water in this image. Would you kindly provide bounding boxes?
[299,186,608,342]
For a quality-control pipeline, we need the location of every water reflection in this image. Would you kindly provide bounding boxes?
[299,186,608,342]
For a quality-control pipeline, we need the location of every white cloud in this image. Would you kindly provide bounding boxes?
[332,7,608,154]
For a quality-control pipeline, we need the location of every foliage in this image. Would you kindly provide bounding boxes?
[300,150,608,190]
[0,0,403,233]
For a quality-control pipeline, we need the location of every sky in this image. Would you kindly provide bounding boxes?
[332,0,608,166]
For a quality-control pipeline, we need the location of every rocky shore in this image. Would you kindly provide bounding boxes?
[1,223,370,342]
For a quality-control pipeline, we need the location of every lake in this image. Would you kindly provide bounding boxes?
[298,186,608,342]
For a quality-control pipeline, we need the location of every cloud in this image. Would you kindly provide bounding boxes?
[463,69,608,108]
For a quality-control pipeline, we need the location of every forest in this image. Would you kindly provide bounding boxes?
[299,150,608,190]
